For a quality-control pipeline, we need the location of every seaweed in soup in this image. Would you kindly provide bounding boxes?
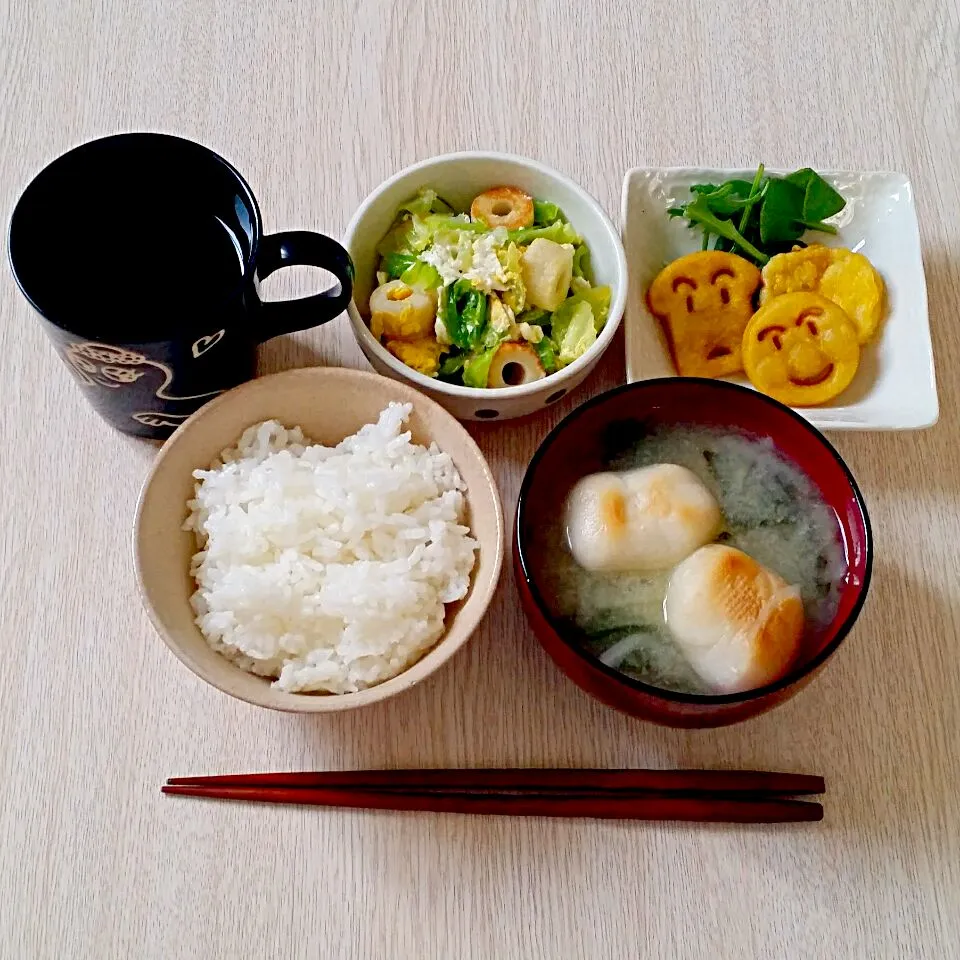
[602,418,656,468]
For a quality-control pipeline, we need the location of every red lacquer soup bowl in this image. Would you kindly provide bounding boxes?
[514,378,872,728]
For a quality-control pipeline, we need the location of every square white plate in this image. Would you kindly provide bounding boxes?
[621,168,938,430]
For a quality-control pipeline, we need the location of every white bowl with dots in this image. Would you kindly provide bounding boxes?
[344,152,627,422]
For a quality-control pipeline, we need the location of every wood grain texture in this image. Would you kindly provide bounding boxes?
[1,0,958,956]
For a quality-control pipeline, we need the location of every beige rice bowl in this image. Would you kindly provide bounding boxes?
[184,402,478,694]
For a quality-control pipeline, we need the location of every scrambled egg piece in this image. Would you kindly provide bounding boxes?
[488,296,518,336]
[760,245,884,344]
[421,229,509,293]
[385,337,444,376]
[518,321,544,343]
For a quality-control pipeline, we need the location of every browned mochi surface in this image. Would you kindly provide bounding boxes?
[663,544,804,693]
[565,465,721,573]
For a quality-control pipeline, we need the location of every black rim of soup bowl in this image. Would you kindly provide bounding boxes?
[515,377,874,707]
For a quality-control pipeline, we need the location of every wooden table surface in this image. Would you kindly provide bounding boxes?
[2,1,959,957]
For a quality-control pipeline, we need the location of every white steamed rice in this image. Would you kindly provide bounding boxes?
[184,402,478,694]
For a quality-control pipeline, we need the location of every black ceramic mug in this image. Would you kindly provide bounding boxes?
[8,133,354,439]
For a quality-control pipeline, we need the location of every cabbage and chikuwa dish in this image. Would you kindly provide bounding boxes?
[365,186,612,388]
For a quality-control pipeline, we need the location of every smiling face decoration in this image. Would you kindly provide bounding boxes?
[742,292,860,406]
[647,251,762,378]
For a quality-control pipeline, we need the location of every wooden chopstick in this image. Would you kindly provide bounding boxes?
[161,783,822,822]
[161,769,824,822]
[165,768,825,797]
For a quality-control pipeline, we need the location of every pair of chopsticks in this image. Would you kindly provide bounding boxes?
[163,769,824,822]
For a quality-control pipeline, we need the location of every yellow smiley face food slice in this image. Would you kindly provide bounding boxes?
[818,251,885,344]
[742,292,860,406]
[647,251,761,378]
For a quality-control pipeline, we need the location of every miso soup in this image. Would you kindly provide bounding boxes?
[536,426,848,695]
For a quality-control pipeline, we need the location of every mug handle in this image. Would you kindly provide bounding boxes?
[254,231,355,340]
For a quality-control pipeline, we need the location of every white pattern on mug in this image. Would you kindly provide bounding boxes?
[191,329,225,357]
[64,341,222,400]
[131,411,193,428]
